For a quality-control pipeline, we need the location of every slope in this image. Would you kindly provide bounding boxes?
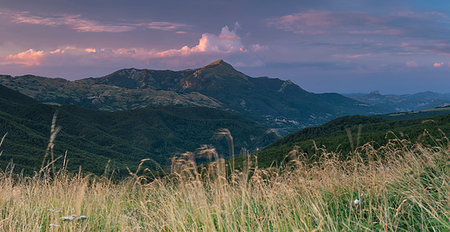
[255,113,450,167]
[0,85,277,175]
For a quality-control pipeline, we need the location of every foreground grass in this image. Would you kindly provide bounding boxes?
[0,139,448,231]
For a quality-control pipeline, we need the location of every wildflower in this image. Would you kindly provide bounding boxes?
[353,199,360,206]
[59,215,88,221]
[60,215,77,221]
[47,208,62,213]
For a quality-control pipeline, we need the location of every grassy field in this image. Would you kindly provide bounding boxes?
[0,133,448,231]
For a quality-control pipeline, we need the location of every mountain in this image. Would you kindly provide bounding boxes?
[378,105,450,120]
[253,112,450,168]
[344,91,450,113]
[0,85,278,175]
[0,60,377,134]
[0,74,222,111]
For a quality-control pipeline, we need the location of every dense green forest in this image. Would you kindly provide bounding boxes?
[253,113,450,167]
[2,81,449,176]
[0,85,277,175]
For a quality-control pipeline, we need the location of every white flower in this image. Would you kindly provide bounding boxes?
[47,208,61,213]
[59,215,88,221]
[353,199,360,205]
[60,215,77,221]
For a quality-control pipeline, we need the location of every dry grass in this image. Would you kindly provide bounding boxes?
[0,133,448,231]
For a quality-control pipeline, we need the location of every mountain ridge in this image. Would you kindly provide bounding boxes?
[0,60,378,133]
[344,91,450,112]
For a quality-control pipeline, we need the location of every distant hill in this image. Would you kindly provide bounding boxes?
[345,91,450,113]
[0,60,377,134]
[254,112,450,168]
[377,106,450,120]
[0,85,277,175]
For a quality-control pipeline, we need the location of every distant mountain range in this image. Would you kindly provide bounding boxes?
[378,105,450,120]
[0,60,378,134]
[0,85,278,175]
[344,91,450,113]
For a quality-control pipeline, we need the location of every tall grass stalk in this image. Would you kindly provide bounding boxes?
[0,133,6,157]
[0,137,448,231]
[40,111,61,175]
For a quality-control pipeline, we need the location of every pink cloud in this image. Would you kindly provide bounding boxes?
[400,42,450,55]
[250,44,267,52]
[334,53,374,59]
[49,49,64,54]
[84,48,97,53]
[433,62,444,67]
[268,10,382,35]
[143,22,189,31]
[11,12,134,32]
[269,10,450,39]
[155,26,246,57]
[5,49,45,66]
[405,60,419,68]
[1,25,251,67]
[0,9,188,33]
[347,29,402,35]
[278,11,333,27]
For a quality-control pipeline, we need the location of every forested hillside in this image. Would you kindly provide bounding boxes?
[255,113,450,167]
[0,85,277,175]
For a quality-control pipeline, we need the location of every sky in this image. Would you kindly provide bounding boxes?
[0,0,449,94]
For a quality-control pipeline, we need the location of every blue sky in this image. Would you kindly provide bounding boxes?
[0,0,449,93]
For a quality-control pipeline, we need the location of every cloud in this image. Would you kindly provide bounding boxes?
[5,49,44,66]
[333,53,375,59]
[269,10,449,39]
[84,48,97,53]
[405,60,419,68]
[433,62,444,67]
[268,10,385,35]
[0,9,188,33]
[401,42,450,56]
[269,10,450,58]
[1,47,126,67]
[142,22,189,32]
[9,12,134,32]
[155,26,246,57]
[0,25,251,67]
[250,44,267,52]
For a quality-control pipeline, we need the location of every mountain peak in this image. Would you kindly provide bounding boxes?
[202,59,235,69]
[207,59,227,66]
[199,59,243,74]
[194,59,249,81]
